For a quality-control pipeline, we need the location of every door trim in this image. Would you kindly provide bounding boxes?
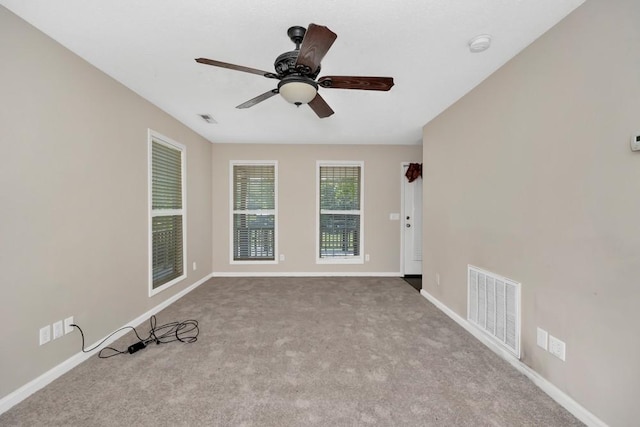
[400,162,422,276]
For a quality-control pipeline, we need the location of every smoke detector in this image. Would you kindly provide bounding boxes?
[469,35,492,53]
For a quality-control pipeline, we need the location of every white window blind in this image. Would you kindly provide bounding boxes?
[150,136,185,292]
[318,163,363,261]
[232,163,276,261]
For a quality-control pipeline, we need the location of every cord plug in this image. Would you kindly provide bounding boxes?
[127,341,146,354]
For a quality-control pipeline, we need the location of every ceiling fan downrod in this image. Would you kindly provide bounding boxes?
[287,26,306,50]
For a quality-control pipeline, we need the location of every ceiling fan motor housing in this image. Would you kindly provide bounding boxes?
[274,50,321,78]
[272,26,321,79]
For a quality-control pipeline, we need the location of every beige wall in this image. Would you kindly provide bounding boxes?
[211,144,422,274]
[422,0,639,424]
[0,7,212,399]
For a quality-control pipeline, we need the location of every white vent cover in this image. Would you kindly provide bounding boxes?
[467,265,521,358]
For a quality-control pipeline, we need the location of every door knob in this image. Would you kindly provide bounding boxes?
[406,224,411,228]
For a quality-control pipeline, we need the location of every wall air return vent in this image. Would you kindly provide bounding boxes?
[467,265,521,358]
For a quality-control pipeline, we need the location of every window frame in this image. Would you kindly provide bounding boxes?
[148,130,187,296]
[316,160,364,264]
[229,160,278,265]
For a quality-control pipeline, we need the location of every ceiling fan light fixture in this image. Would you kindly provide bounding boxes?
[278,76,318,105]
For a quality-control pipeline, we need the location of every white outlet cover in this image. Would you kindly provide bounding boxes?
[549,335,566,361]
[53,321,64,340]
[536,327,548,350]
[64,316,74,334]
[39,325,51,345]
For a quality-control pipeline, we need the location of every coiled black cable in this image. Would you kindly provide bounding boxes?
[72,315,199,358]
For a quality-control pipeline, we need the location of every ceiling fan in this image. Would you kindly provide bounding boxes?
[195,23,394,118]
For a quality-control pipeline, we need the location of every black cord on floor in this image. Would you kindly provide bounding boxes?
[71,315,199,358]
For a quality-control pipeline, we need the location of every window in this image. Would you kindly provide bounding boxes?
[231,162,277,263]
[149,131,186,295]
[317,161,363,263]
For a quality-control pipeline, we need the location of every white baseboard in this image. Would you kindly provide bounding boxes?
[212,271,402,277]
[0,273,213,416]
[419,289,607,427]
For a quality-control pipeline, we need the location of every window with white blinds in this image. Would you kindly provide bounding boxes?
[149,131,186,294]
[317,162,363,263]
[231,162,277,262]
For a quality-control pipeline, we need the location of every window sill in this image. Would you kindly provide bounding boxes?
[316,257,364,265]
[149,273,186,297]
[230,259,279,265]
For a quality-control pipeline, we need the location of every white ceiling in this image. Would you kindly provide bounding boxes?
[1,0,584,145]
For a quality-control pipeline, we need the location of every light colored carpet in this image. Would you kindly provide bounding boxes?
[0,277,582,426]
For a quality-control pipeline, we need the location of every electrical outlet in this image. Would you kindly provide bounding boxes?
[436,273,440,286]
[365,254,370,262]
[64,316,74,334]
[279,254,285,261]
[548,335,566,361]
[39,325,51,345]
[53,321,64,340]
[192,262,197,271]
[536,327,548,350]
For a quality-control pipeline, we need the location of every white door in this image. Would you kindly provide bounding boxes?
[403,164,422,275]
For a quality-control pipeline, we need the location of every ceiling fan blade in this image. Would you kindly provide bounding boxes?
[236,89,279,109]
[195,58,277,79]
[308,93,334,118]
[318,76,395,91]
[295,24,337,73]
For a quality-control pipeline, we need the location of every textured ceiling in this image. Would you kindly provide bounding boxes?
[1,0,584,145]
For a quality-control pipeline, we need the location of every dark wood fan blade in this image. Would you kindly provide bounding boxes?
[308,93,334,118]
[195,58,277,79]
[318,76,394,91]
[236,89,279,109]
[295,24,337,74]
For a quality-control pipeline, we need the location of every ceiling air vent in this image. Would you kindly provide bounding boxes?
[198,114,217,124]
